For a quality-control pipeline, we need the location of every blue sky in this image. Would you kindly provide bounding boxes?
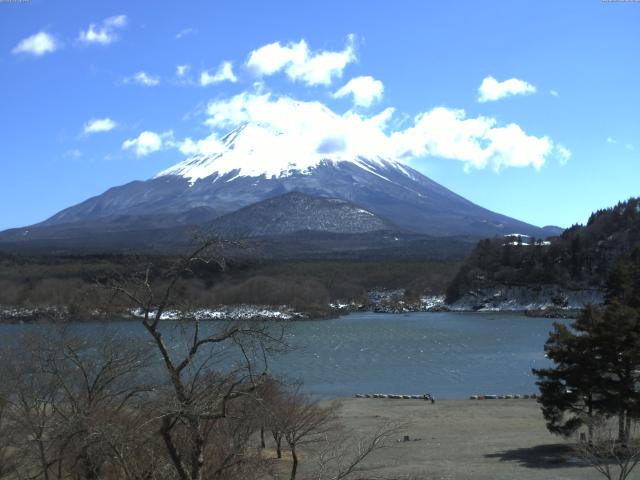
[1,0,638,231]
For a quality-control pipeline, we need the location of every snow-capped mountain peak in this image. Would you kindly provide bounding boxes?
[155,122,411,184]
[13,120,557,244]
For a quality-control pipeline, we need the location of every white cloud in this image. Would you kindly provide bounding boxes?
[200,61,237,86]
[129,38,565,174]
[12,31,59,56]
[79,26,111,45]
[176,64,190,77]
[104,15,127,28]
[333,76,384,107]
[607,137,634,150]
[556,144,571,166]
[550,90,559,97]
[78,15,128,45]
[122,130,173,157]
[247,41,305,75]
[178,134,225,156]
[190,93,397,162]
[176,28,197,39]
[391,107,551,171]
[83,118,117,134]
[162,92,557,174]
[478,76,537,103]
[129,71,160,86]
[64,149,82,159]
[246,35,356,86]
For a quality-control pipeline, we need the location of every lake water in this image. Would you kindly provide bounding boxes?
[0,311,563,399]
[273,311,562,399]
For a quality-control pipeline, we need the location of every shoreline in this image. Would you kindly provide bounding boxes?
[0,293,448,323]
[0,285,592,323]
[0,301,581,323]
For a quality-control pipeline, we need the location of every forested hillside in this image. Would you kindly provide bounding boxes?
[0,251,459,320]
[447,198,640,303]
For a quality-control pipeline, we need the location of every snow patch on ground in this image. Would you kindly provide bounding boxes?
[449,285,603,312]
[130,305,306,321]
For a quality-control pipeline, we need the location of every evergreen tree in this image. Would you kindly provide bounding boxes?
[446,197,640,304]
[534,249,640,441]
[606,247,640,308]
[594,301,640,442]
[534,305,604,439]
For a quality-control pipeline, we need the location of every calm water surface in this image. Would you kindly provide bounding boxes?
[272,311,561,398]
[0,312,563,399]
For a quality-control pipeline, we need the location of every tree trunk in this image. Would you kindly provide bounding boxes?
[587,396,594,442]
[290,445,298,480]
[260,425,266,449]
[272,431,282,459]
[79,448,100,480]
[188,417,205,480]
[619,410,626,443]
[37,438,50,480]
[161,416,189,480]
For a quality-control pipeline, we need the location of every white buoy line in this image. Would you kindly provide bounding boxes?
[354,394,433,400]
[353,393,538,400]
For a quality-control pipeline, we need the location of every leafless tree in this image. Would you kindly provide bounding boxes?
[576,416,640,480]
[0,238,401,480]
[0,393,18,479]
[0,328,159,480]
[253,376,288,458]
[275,389,335,480]
[0,332,72,480]
[107,237,287,480]
[43,331,155,479]
[310,421,403,480]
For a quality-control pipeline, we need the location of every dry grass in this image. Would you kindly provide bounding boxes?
[296,398,605,480]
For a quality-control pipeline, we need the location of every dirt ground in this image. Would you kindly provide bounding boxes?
[312,398,608,480]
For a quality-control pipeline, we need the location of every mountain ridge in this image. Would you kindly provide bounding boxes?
[0,123,562,254]
[207,191,396,238]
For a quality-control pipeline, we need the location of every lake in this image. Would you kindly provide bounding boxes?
[273,311,563,398]
[0,311,563,399]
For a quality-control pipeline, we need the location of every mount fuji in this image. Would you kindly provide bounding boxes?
[0,123,561,255]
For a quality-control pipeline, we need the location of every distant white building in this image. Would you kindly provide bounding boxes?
[503,233,550,246]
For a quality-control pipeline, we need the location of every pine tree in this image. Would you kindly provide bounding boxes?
[534,305,604,439]
[534,248,640,442]
[594,301,640,442]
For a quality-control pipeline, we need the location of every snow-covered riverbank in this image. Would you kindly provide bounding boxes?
[0,304,310,323]
[0,284,602,323]
[448,284,603,314]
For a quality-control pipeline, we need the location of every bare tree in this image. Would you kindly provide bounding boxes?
[276,389,335,480]
[42,330,155,479]
[0,393,18,479]
[0,333,69,480]
[254,376,288,458]
[576,416,640,480]
[107,238,286,480]
[0,328,158,480]
[0,238,400,480]
[311,422,402,480]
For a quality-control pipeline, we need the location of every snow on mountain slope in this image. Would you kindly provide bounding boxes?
[0,121,559,244]
[156,122,415,184]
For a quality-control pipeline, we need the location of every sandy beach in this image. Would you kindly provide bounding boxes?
[319,398,604,480]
